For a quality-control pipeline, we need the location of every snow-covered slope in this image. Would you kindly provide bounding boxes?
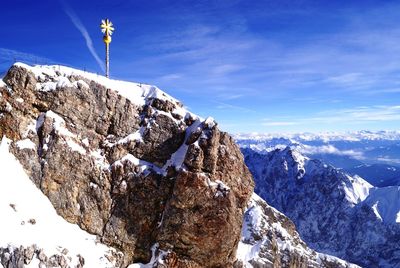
[236,194,359,268]
[0,136,122,267]
[242,147,400,267]
[363,186,400,223]
[14,63,184,110]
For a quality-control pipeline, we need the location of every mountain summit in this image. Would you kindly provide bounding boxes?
[0,63,356,268]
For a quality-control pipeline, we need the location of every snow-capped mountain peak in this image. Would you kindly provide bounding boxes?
[343,174,372,205]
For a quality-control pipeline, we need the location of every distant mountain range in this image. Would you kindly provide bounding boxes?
[242,146,400,267]
[234,131,400,187]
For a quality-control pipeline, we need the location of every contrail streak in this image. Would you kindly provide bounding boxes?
[60,0,105,72]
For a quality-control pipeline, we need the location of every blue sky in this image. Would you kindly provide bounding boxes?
[2,0,400,133]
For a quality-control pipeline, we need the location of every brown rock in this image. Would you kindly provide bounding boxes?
[150,98,176,113]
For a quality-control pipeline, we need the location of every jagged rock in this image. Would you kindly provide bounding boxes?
[0,245,79,268]
[150,98,177,113]
[134,113,186,166]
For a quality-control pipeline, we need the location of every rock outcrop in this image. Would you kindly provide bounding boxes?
[0,63,254,267]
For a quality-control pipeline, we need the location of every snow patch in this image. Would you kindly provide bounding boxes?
[371,202,383,221]
[82,138,89,147]
[56,76,72,89]
[44,110,86,154]
[206,178,231,197]
[74,80,89,89]
[16,139,36,150]
[204,117,216,128]
[162,119,202,172]
[5,102,12,112]
[15,63,182,107]
[113,154,162,175]
[128,244,169,268]
[89,149,109,170]
[118,129,144,145]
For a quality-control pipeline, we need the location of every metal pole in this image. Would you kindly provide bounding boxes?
[106,43,110,78]
[101,19,114,78]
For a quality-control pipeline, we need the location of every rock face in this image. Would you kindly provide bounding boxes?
[134,194,359,268]
[0,63,254,267]
[242,147,400,268]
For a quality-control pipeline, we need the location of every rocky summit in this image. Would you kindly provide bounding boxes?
[0,63,357,268]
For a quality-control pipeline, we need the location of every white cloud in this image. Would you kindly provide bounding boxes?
[218,93,245,100]
[377,157,400,164]
[318,105,400,122]
[324,73,364,86]
[262,121,299,126]
[211,64,244,75]
[215,101,256,113]
[263,105,400,128]
[301,144,365,159]
[159,74,182,81]
[136,3,400,97]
